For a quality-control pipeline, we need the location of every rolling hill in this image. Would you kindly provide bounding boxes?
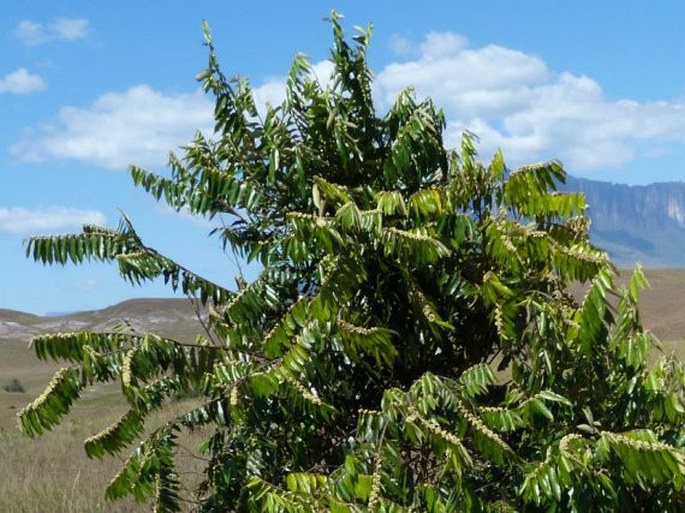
[1,271,684,347]
[0,298,206,345]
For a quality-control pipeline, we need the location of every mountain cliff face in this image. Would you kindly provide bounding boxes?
[562,176,685,267]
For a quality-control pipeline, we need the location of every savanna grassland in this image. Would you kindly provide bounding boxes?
[0,299,207,512]
[1,273,684,512]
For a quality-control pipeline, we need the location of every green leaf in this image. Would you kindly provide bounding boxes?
[18,367,82,437]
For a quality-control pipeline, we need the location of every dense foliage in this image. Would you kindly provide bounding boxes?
[20,14,685,512]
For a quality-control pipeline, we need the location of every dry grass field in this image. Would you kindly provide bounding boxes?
[0,371,207,513]
[0,412,140,513]
[0,271,684,512]
[0,299,207,512]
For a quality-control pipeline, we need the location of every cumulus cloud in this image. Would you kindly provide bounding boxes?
[0,68,46,95]
[11,62,335,170]
[13,33,685,175]
[13,18,89,46]
[0,206,105,233]
[11,85,214,169]
[245,39,681,172]
[374,33,685,170]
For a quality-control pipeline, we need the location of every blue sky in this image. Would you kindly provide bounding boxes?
[2,1,685,314]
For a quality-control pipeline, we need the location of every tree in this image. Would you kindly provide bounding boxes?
[19,13,685,512]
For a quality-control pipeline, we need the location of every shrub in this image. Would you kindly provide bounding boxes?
[4,379,25,393]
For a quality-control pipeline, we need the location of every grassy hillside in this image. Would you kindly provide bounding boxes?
[0,298,209,511]
[0,298,205,427]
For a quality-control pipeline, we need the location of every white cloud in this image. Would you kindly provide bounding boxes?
[13,20,46,46]
[388,34,413,56]
[0,206,106,233]
[0,68,46,95]
[419,32,468,59]
[14,33,685,175]
[252,78,288,114]
[309,60,335,85]
[248,40,666,172]
[13,18,89,46]
[10,61,335,171]
[11,85,214,170]
[373,33,685,171]
[50,18,89,41]
[376,36,549,118]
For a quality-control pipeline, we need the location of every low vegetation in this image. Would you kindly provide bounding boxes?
[0,399,207,513]
[3,379,25,393]
[10,12,685,513]
[0,414,139,513]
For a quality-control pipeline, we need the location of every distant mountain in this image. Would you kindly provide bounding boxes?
[562,176,685,268]
[0,298,205,343]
